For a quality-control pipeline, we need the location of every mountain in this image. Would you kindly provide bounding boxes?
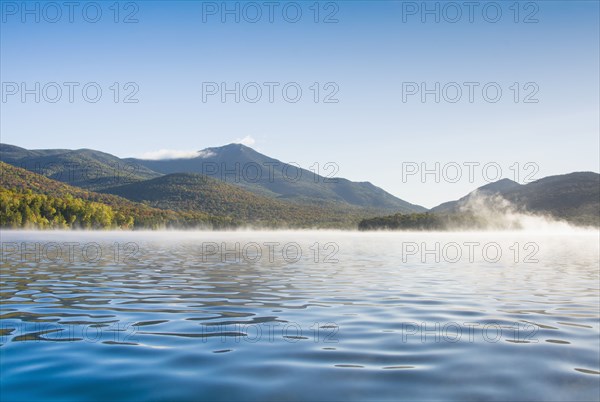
[431,178,521,213]
[0,143,162,191]
[2,143,425,213]
[102,172,382,228]
[126,143,425,213]
[501,172,600,225]
[0,162,223,229]
[431,173,600,226]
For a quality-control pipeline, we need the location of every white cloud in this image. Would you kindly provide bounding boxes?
[138,149,214,160]
[233,135,256,147]
[197,150,216,158]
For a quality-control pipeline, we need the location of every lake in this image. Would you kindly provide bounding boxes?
[1,230,599,401]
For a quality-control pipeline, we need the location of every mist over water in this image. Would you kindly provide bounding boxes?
[454,192,594,232]
[1,230,599,401]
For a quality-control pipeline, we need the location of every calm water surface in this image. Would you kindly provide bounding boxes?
[1,230,599,401]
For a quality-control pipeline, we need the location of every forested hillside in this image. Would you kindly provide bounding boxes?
[0,162,229,229]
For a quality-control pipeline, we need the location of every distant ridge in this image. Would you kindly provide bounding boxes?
[0,143,161,191]
[431,178,521,213]
[126,143,425,213]
[1,142,425,213]
[432,172,600,226]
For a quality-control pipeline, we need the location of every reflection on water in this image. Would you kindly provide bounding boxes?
[1,231,599,401]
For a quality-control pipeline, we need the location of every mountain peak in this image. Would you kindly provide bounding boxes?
[210,142,253,150]
[202,142,258,156]
[477,178,521,193]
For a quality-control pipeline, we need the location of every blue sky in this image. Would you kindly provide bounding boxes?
[1,1,599,207]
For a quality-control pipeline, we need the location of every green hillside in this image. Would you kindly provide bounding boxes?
[0,162,228,229]
[0,143,162,191]
[102,172,374,228]
[501,172,600,226]
[0,162,377,229]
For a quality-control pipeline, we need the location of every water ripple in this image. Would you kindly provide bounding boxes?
[1,231,599,401]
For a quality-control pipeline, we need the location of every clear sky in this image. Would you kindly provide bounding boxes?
[1,1,599,208]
